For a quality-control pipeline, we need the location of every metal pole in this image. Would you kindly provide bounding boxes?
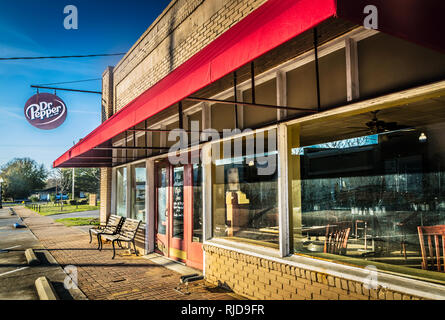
[313,28,321,112]
[178,102,183,130]
[145,120,148,158]
[234,71,239,129]
[72,168,75,200]
[0,182,2,209]
[125,131,128,164]
[251,61,256,104]
[30,85,102,95]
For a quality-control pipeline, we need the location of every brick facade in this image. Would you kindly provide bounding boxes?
[99,65,114,224]
[203,245,423,300]
[99,168,112,223]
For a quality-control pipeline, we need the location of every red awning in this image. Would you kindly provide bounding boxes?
[54,0,445,168]
[53,0,337,168]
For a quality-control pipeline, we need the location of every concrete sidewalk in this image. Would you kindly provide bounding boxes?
[15,206,240,300]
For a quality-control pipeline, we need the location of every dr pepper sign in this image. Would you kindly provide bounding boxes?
[24,93,67,130]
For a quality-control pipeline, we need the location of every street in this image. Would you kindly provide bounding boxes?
[0,207,86,300]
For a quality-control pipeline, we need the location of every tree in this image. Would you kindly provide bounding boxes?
[0,158,47,200]
[48,168,71,196]
[48,168,100,197]
[74,168,100,195]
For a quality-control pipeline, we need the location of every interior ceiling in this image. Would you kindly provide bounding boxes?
[301,96,445,146]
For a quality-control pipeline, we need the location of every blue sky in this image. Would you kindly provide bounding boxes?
[0,0,169,170]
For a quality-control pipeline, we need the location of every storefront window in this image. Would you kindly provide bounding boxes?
[172,166,184,239]
[157,166,168,235]
[289,105,445,282]
[193,164,203,242]
[116,167,127,217]
[212,129,279,247]
[130,163,146,221]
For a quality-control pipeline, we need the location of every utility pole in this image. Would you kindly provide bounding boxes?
[72,168,75,200]
[0,177,4,209]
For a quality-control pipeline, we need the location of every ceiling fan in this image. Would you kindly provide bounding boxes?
[346,110,414,135]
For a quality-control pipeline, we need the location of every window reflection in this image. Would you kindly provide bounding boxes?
[157,167,168,235]
[172,166,184,239]
[130,163,146,221]
[290,119,445,278]
[116,167,127,217]
[193,164,203,242]
[212,130,279,247]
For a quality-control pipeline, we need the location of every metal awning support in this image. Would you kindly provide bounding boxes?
[178,102,184,130]
[75,156,130,160]
[234,71,239,128]
[126,128,228,135]
[185,96,317,113]
[145,119,149,158]
[313,28,321,112]
[125,130,128,163]
[94,146,170,150]
[251,61,256,104]
[30,85,102,95]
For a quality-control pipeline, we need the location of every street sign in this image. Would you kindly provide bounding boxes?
[24,93,68,130]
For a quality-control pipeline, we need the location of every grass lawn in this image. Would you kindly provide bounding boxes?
[55,217,100,227]
[29,204,99,216]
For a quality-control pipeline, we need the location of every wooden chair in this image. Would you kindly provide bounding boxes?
[99,218,141,259]
[417,225,445,272]
[324,222,351,255]
[89,215,124,249]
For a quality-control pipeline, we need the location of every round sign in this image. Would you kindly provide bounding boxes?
[24,93,68,130]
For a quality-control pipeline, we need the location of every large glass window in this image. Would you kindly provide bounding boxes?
[212,129,279,247]
[289,104,445,282]
[172,166,184,239]
[130,163,146,221]
[116,167,127,217]
[156,166,168,235]
[193,164,203,242]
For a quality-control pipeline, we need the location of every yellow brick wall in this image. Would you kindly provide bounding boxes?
[99,65,114,225]
[203,244,424,300]
[99,168,112,224]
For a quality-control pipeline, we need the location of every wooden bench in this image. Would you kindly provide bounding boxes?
[99,218,141,259]
[89,215,124,249]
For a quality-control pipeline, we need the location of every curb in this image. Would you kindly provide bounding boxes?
[16,208,89,300]
[35,276,59,300]
[25,248,40,266]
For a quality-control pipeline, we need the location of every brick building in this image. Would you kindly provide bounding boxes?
[54,0,445,299]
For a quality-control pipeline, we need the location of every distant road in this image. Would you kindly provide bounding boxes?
[47,210,99,220]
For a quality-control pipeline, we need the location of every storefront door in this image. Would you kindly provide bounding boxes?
[155,160,203,269]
